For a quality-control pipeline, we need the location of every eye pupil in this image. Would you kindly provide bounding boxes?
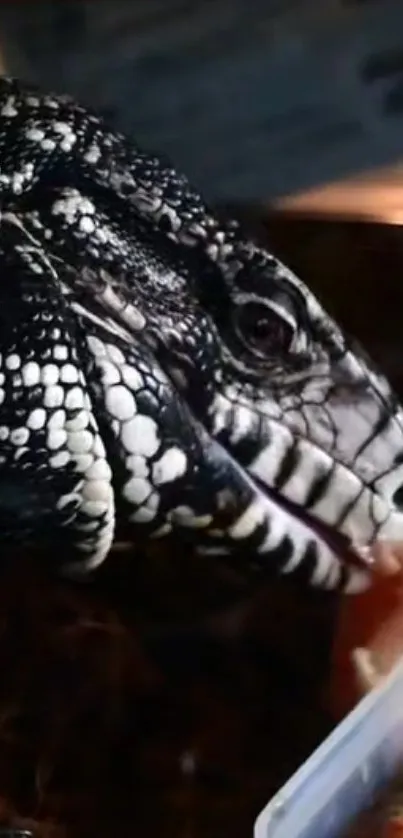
[237,301,293,354]
[253,317,271,337]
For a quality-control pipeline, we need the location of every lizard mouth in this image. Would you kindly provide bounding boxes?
[259,480,375,573]
[262,482,403,579]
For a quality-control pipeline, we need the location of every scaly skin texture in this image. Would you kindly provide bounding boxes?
[0,75,402,593]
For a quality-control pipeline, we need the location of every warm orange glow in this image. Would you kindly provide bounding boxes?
[274,164,403,224]
[384,210,403,226]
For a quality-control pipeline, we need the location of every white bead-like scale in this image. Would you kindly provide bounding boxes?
[0,241,115,571]
[86,331,192,531]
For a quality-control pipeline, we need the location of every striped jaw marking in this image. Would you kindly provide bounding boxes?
[0,77,402,594]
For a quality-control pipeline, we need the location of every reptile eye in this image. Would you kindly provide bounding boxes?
[236,301,295,356]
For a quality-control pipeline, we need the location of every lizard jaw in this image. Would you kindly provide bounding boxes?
[256,478,403,586]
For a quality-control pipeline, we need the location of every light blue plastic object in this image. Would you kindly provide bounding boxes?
[255,658,403,838]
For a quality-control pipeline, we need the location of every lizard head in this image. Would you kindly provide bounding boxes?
[1,76,403,592]
[128,223,403,593]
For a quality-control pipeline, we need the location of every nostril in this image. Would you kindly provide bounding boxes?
[393,485,403,509]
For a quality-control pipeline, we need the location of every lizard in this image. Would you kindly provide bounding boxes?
[0,75,401,595]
